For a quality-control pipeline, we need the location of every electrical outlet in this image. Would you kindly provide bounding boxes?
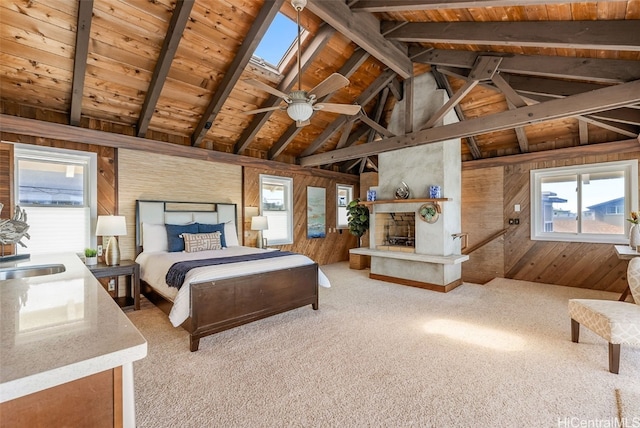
[514,218,520,225]
[508,218,514,225]
[108,278,115,291]
[97,245,103,256]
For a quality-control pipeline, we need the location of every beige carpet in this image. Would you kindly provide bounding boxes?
[127,263,640,427]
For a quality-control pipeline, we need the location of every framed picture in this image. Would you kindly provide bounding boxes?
[307,186,326,239]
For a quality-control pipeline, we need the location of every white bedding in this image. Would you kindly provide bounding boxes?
[135,246,331,327]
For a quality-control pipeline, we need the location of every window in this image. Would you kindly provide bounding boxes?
[14,145,97,254]
[530,160,638,244]
[260,174,293,245]
[252,12,304,73]
[336,184,353,229]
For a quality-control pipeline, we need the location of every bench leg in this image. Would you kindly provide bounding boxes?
[609,343,620,374]
[570,319,580,343]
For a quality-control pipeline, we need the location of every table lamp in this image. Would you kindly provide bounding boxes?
[251,216,269,249]
[96,215,127,265]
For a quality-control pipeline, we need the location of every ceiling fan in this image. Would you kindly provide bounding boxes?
[243,0,361,127]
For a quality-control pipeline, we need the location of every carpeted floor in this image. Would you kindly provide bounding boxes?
[127,262,640,427]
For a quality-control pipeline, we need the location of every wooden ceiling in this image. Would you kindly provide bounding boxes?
[1,0,639,174]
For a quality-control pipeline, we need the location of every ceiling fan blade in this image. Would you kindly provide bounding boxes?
[244,79,290,101]
[308,73,350,99]
[296,119,310,128]
[243,105,285,115]
[314,103,361,116]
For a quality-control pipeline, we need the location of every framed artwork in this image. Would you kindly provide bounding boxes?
[307,186,326,238]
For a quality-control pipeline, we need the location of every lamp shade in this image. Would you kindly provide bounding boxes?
[96,215,127,236]
[251,216,268,231]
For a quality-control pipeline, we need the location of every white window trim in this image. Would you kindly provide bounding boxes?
[336,184,353,229]
[530,160,638,244]
[13,143,98,251]
[259,174,293,245]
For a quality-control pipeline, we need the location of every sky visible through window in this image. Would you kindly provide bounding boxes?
[253,12,298,68]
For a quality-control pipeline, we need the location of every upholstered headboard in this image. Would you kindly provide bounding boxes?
[135,200,237,254]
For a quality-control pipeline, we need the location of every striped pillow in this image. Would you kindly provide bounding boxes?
[182,232,222,253]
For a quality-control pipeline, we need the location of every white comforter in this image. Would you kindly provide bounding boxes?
[135,247,331,327]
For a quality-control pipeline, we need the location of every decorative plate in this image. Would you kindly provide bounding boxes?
[418,202,439,224]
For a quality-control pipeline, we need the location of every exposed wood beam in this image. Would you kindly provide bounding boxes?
[491,73,529,152]
[403,77,413,134]
[300,69,397,156]
[359,110,395,138]
[352,0,580,12]
[367,87,390,143]
[462,139,640,170]
[233,25,335,154]
[431,68,482,159]
[306,0,412,78]
[0,114,357,181]
[578,120,589,145]
[387,21,640,52]
[268,49,369,159]
[69,0,93,126]
[387,78,402,100]
[589,109,640,127]
[138,0,194,138]
[411,48,640,84]
[300,80,640,166]
[191,0,284,147]
[336,120,356,149]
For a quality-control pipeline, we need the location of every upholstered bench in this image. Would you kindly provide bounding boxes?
[568,257,640,374]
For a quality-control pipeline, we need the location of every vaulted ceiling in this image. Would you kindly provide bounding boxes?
[1,0,639,174]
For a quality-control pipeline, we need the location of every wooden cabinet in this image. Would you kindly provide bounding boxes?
[88,260,140,310]
[0,367,123,428]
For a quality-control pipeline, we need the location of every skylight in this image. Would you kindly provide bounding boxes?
[253,12,299,71]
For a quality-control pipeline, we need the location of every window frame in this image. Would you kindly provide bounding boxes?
[259,174,293,245]
[336,184,353,229]
[13,144,98,253]
[530,160,638,244]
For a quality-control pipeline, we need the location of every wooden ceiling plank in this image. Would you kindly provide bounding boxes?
[69,0,94,126]
[306,0,412,78]
[414,48,640,83]
[387,21,640,52]
[300,69,397,157]
[190,0,284,147]
[578,116,639,139]
[432,67,482,159]
[300,79,640,166]
[268,48,370,159]
[352,0,580,12]
[589,109,640,126]
[137,0,194,138]
[233,24,335,154]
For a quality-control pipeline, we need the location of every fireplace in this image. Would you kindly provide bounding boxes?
[374,212,416,251]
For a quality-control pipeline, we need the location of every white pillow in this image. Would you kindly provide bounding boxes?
[224,221,239,246]
[142,223,168,252]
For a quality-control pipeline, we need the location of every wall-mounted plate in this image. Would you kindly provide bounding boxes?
[418,202,439,223]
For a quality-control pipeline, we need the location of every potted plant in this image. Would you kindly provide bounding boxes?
[84,248,98,265]
[347,199,370,247]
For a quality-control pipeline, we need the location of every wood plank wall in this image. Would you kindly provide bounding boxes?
[244,165,359,265]
[462,142,640,293]
[0,143,14,255]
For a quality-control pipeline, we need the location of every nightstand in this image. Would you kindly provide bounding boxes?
[88,260,140,310]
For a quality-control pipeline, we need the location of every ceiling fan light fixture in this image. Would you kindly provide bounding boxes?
[287,100,313,122]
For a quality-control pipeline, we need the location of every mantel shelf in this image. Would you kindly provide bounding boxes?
[359,198,451,207]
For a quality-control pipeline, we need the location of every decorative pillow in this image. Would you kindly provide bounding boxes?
[197,223,226,247]
[165,223,198,252]
[182,232,222,253]
[142,223,168,252]
[224,221,239,246]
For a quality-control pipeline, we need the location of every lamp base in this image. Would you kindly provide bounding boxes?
[104,236,121,265]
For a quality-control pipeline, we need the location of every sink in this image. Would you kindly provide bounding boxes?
[0,264,66,280]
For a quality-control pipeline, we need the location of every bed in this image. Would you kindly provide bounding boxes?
[135,200,330,351]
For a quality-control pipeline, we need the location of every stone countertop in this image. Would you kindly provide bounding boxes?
[0,253,147,403]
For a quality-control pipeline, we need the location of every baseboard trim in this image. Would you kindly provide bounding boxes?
[369,274,462,293]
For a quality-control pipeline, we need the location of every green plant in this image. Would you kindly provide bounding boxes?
[84,248,98,257]
[346,199,370,247]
